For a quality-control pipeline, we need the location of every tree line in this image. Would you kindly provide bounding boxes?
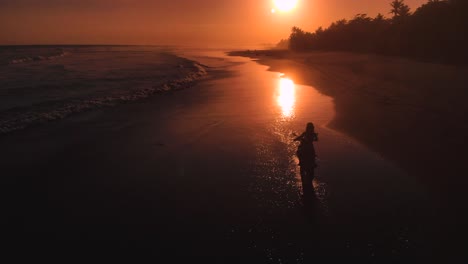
[283,0,468,64]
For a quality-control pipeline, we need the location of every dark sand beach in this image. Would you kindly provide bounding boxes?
[2,50,466,261]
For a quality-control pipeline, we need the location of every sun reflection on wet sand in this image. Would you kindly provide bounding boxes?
[277,77,296,118]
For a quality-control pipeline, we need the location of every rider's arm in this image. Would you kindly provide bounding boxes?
[294,133,304,141]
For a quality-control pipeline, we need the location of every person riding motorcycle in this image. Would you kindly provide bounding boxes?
[294,122,318,169]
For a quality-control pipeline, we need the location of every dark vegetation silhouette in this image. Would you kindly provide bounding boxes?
[285,0,468,64]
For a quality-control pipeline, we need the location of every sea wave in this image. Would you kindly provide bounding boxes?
[0,61,207,134]
[8,51,69,65]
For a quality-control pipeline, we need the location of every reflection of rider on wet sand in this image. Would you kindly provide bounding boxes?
[294,122,318,197]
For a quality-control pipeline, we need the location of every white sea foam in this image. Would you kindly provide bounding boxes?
[8,51,69,64]
[0,46,207,134]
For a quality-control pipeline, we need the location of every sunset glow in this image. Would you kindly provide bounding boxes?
[0,0,428,45]
[273,0,298,12]
[1,0,464,258]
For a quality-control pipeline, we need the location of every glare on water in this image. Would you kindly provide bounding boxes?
[276,77,296,118]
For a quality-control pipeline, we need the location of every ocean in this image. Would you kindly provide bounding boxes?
[0,45,207,134]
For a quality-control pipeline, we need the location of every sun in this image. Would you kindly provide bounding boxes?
[273,0,298,12]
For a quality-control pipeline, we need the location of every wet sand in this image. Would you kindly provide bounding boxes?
[2,51,465,261]
[230,49,468,199]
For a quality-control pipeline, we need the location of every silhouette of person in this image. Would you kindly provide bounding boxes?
[294,122,318,197]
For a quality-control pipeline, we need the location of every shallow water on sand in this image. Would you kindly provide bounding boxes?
[178,50,434,258]
[2,48,438,260]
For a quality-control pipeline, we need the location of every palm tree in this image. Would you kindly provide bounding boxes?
[390,0,411,18]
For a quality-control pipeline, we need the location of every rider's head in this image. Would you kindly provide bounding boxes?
[306,122,315,133]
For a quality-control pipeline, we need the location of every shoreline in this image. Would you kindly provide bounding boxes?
[229,49,468,203]
[2,49,464,258]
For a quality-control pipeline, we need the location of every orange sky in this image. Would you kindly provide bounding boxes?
[0,0,428,47]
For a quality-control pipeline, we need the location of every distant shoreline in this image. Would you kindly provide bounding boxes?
[0,44,173,47]
[229,49,468,202]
